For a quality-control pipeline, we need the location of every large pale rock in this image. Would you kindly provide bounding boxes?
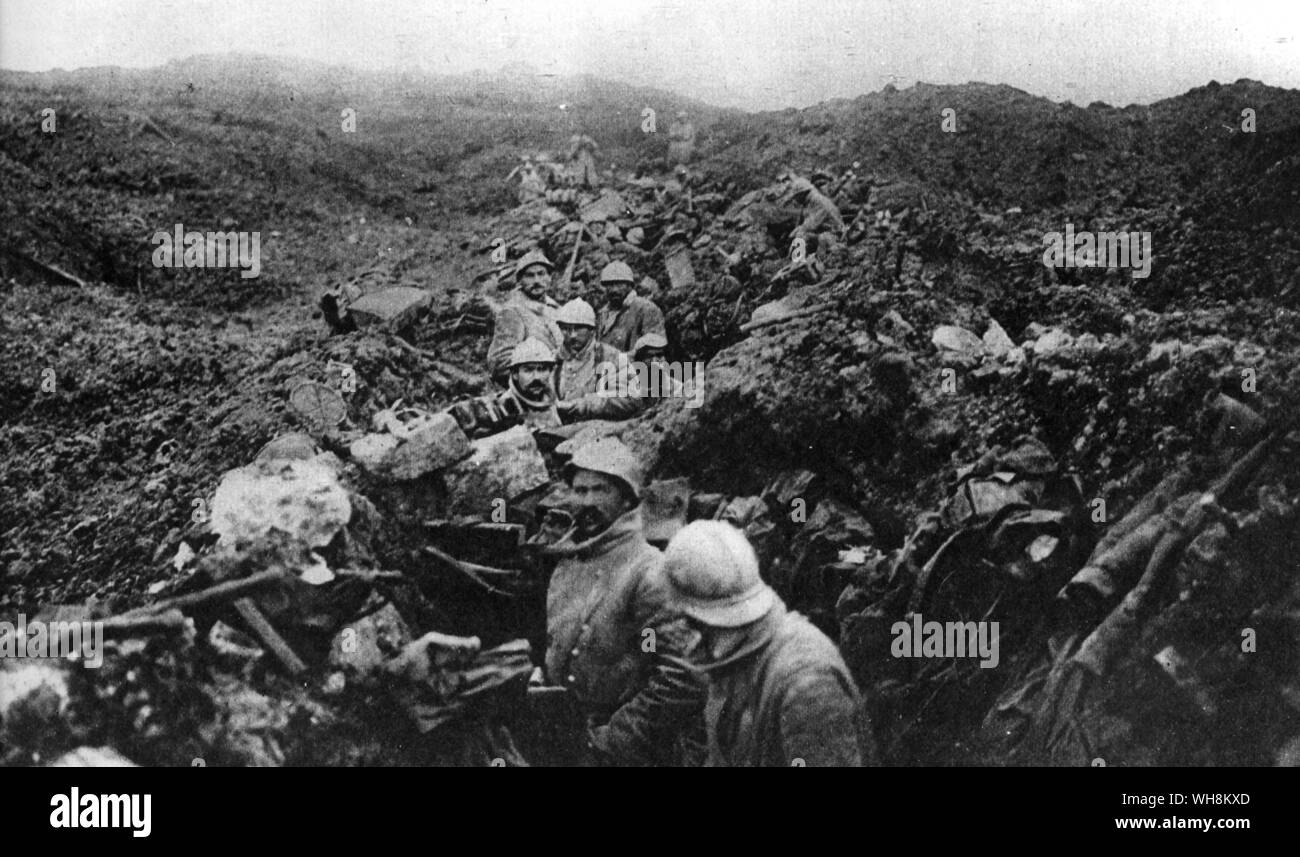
[387,412,472,480]
[931,324,984,356]
[210,453,351,548]
[983,320,1016,357]
[350,432,401,474]
[347,286,431,329]
[442,425,550,517]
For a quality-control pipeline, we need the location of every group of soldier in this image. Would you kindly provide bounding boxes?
[485,250,668,427]
[510,110,697,205]
[481,239,873,766]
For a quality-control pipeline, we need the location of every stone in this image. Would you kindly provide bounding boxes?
[983,320,1015,357]
[931,324,984,356]
[255,432,320,463]
[441,425,551,518]
[46,747,139,767]
[209,454,352,549]
[663,244,696,291]
[580,190,631,224]
[1032,328,1074,356]
[350,432,401,474]
[347,286,431,329]
[386,412,472,480]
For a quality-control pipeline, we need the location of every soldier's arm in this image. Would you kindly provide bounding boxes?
[777,668,864,767]
[600,574,704,763]
[559,355,645,422]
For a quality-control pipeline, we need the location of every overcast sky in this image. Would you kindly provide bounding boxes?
[2,0,1297,110]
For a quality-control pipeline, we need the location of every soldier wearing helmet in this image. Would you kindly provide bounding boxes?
[502,337,562,429]
[597,261,666,354]
[486,249,563,384]
[544,438,705,765]
[662,521,875,767]
[553,298,644,422]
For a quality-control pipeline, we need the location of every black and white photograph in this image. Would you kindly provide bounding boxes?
[1,0,1298,800]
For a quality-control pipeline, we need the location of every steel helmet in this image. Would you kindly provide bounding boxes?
[563,437,644,501]
[663,521,778,627]
[509,337,557,368]
[555,298,596,327]
[600,260,636,284]
[514,249,554,279]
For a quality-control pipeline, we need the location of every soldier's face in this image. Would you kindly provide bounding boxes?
[559,323,594,354]
[518,266,551,299]
[570,469,631,539]
[513,363,554,398]
[603,279,633,306]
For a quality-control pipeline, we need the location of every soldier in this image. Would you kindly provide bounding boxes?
[503,337,562,429]
[662,521,875,767]
[507,157,547,205]
[545,438,706,765]
[567,133,600,189]
[786,175,846,251]
[554,298,644,422]
[597,261,666,354]
[667,110,696,166]
[486,250,562,384]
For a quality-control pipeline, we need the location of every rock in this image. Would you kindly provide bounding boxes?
[1073,333,1101,352]
[347,286,431,329]
[209,453,352,549]
[386,412,472,480]
[255,432,320,463]
[46,746,139,767]
[663,244,696,291]
[931,324,984,356]
[763,469,822,508]
[1032,328,1074,356]
[806,498,875,545]
[876,310,915,344]
[0,662,70,746]
[350,432,401,474]
[442,425,551,518]
[1146,340,1184,366]
[1233,342,1266,364]
[579,190,631,223]
[982,320,1015,357]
